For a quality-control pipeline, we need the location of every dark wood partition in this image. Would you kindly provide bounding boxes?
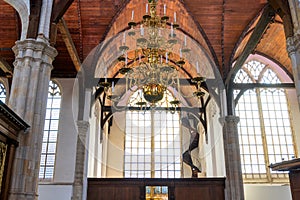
[87,178,225,200]
[0,101,29,200]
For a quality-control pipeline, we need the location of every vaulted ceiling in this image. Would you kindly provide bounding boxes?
[0,0,294,81]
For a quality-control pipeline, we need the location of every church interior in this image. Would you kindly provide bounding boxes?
[1,0,300,199]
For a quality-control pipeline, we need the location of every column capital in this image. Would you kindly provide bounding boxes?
[12,38,57,67]
[219,115,240,125]
[286,34,300,56]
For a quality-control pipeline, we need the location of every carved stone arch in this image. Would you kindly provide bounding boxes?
[4,0,29,40]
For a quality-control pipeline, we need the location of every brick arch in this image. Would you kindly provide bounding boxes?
[4,0,29,40]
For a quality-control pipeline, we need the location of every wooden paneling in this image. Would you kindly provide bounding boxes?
[0,102,29,200]
[87,178,225,200]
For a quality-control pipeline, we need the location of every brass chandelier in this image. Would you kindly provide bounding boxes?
[99,0,205,108]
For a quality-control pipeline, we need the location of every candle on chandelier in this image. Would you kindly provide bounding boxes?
[140,24,144,36]
[160,55,163,64]
[171,23,174,37]
[184,35,187,46]
[104,67,107,82]
[131,10,134,21]
[112,81,115,92]
[146,3,148,14]
[164,4,166,15]
[174,12,177,23]
[123,32,126,44]
[196,61,200,74]
[166,52,168,63]
[125,52,128,66]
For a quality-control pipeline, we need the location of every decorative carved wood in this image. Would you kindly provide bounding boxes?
[0,101,29,200]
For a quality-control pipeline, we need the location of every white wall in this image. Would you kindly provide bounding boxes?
[38,184,73,200]
[38,78,78,200]
[205,100,225,177]
[87,101,102,177]
[244,184,292,200]
[106,119,124,177]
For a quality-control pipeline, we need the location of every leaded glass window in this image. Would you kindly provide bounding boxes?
[39,80,61,179]
[234,60,296,182]
[124,90,181,178]
[0,81,6,103]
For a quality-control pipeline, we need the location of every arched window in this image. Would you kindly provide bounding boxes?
[124,90,181,178]
[234,60,296,183]
[0,81,6,103]
[39,80,62,180]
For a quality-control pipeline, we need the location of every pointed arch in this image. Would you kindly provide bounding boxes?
[4,0,29,40]
[234,58,297,183]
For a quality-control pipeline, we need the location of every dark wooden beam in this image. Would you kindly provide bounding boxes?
[225,5,275,115]
[225,5,276,86]
[49,22,58,46]
[26,0,42,38]
[57,18,81,72]
[268,0,294,38]
[51,0,74,23]
[0,58,13,76]
[233,83,295,90]
[233,82,295,106]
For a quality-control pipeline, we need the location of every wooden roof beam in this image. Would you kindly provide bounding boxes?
[51,0,74,23]
[225,4,275,115]
[0,57,13,76]
[226,5,275,86]
[57,18,81,72]
[268,0,294,38]
[27,0,42,38]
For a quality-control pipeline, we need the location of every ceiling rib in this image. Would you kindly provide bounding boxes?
[57,18,81,72]
[51,0,75,23]
[225,4,275,86]
[27,0,42,38]
[225,4,275,115]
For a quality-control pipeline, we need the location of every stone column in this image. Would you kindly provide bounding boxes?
[287,34,300,110]
[8,37,57,200]
[221,115,244,200]
[72,120,90,200]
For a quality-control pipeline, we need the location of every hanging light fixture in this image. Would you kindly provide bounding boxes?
[99,0,205,109]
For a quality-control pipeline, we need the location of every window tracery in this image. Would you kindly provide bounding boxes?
[39,80,61,180]
[234,60,296,182]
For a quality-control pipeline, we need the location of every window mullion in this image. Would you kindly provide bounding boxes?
[285,91,298,158]
[256,88,271,182]
[180,117,183,178]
